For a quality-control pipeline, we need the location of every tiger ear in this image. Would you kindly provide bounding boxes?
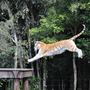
[35,41,40,45]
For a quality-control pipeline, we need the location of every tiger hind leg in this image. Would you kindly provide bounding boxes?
[75,48,83,58]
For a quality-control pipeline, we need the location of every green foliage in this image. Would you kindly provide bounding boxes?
[29,1,90,42]
[0,46,14,68]
[29,77,40,90]
[30,7,66,43]
[0,15,15,67]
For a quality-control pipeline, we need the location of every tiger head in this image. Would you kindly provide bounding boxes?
[34,41,45,51]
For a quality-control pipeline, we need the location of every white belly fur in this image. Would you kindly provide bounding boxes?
[45,48,66,56]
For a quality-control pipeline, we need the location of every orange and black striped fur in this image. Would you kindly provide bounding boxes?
[28,24,85,62]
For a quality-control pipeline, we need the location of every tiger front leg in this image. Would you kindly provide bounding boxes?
[28,51,44,62]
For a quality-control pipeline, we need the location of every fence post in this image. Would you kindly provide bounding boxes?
[14,79,20,90]
[23,78,29,90]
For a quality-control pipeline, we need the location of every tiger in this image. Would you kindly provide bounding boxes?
[28,24,85,62]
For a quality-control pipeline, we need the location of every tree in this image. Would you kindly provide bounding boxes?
[29,0,90,90]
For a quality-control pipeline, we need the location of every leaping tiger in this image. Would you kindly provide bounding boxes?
[28,24,85,62]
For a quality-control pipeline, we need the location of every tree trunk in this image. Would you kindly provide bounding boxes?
[43,60,47,90]
[13,30,18,68]
[18,43,24,68]
[73,53,77,90]
[18,36,24,68]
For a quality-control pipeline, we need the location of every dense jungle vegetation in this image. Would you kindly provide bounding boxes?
[0,0,90,90]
